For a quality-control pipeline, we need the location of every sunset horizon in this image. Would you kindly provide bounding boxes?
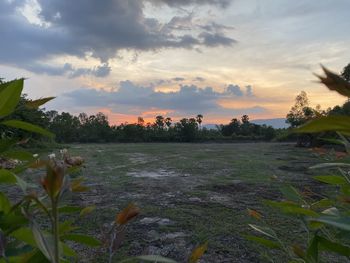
[1,0,349,125]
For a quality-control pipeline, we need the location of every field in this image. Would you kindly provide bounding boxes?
[60,142,323,262]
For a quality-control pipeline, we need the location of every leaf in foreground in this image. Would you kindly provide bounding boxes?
[1,120,54,138]
[189,242,208,263]
[0,79,23,118]
[25,97,55,109]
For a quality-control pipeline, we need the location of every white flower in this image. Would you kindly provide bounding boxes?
[48,153,56,159]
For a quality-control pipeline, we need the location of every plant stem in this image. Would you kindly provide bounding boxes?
[52,199,60,263]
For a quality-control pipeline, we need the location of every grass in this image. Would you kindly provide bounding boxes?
[51,143,323,262]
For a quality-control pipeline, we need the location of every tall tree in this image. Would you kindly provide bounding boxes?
[196,114,203,129]
[165,117,172,129]
[241,115,249,124]
[155,115,165,129]
[286,91,314,128]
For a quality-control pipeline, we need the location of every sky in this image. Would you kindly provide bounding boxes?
[1,0,349,124]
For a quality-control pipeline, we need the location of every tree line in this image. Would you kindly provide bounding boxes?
[0,94,278,143]
[2,62,349,144]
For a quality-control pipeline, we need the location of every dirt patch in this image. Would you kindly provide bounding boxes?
[37,142,327,262]
[204,181,281,203]
[127,169,177,178]
[128,153,156,165]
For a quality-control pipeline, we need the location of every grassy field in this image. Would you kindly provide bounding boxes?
[59,142,324,262]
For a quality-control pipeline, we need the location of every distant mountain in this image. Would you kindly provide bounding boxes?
[203,118,288,130]
[202,124,219,130]
[251,118,288,129]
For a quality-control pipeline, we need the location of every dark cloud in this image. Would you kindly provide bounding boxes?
[225,84,253,97]
[172,77,185,81]
[148,0,232,8]
[194,77,205,82]
[199,32,236,47]
[0,0,236,76]
[226,84,243,97]
[21,62,111,78]
[62,81,262,116]
[199,22,235,33]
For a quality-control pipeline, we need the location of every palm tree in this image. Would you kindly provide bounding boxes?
[155,115,165,129]
[165,117,172,129]
[196,114,203,129]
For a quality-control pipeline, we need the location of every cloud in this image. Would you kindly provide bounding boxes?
[21,62,111,78]
[0,0,236,76]
[61,81,263,117]
[148,0,232,8]
[172,77,185,82]
[226,84,243,96]
[199,32,236,47]
[194,77,205,82]
[246,85,253,97]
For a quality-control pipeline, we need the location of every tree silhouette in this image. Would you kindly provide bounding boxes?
[165,117,172,129]
[341,63,350,82]
[196,114,203,129]
[286,91,314,127]
[155,115,165,129]
[241,115,249,124]
[137,117,145,126]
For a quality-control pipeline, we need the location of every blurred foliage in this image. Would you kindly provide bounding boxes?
[246,66,350,262]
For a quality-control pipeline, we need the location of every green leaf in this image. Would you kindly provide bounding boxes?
[0,169,16,184]
[25,97,55,109]
[1,120,54,138]
[12,228,76,260]
[0,193,11,213]
[59,220,78,235]
[280,186,302,203]
[11,227,36,247]
[248,224,276,239]
[58,206,81,214]
[80,205,96,217]
[3,150,34,161]
[314,175,348,185]
[13,174,28,193]
[318,236,350,257]
[310,163,350,169]
[61,234,101,247]
[0,79,23,118]
[310,216,350,231]
[120,255,177,263]
[282,207,318,217]
[296,115,350,135]
[311,198,334,209]
[0,169,28,193]
[61,243,77,258]
[306,235,318,262]
[265,201,318,217]
[244,235,281,249]
[30,222,55,262]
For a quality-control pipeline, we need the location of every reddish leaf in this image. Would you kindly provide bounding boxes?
[116,203,140,225]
